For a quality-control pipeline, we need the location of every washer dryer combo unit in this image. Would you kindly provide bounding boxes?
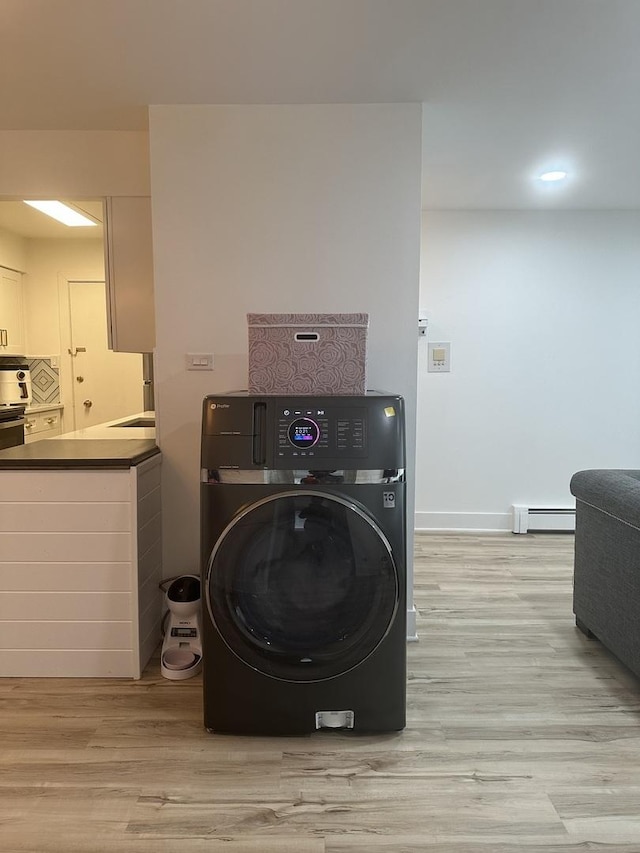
[201,393,406,735]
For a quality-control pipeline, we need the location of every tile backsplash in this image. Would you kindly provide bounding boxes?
[27,357,61,405]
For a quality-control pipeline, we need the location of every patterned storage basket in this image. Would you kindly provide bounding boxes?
[247,313,369,395]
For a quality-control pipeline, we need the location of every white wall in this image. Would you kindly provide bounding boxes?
[24,238,105,354]
[149,104,423,629]
[23,238,106,420]
[0,234,106,414]
[416,210,640,530]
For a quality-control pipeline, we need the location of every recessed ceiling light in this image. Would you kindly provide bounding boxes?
[23,200,98,227]
[538,170,568,183]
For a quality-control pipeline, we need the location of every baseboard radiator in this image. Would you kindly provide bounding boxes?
[512,504,576,534]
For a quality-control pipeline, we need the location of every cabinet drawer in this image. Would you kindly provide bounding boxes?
[24,410,63,442]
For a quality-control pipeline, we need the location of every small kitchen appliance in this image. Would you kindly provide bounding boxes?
[160,575,203,681]
[0,357,32,407]
[0,357,30,450]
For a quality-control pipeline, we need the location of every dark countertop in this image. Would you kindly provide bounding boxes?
[0,439,160,469]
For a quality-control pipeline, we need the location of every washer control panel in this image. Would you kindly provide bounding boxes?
[277,404,367,460]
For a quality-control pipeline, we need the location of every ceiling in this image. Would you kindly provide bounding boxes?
[1,0,640,210]
[0,200,103,239]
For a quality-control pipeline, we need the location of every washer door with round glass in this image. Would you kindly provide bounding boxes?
[206,490,399,682]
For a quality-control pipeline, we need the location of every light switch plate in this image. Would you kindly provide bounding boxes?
[427,341,450,372]
[186,353,214,370]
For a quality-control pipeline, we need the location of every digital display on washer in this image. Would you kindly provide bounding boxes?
[288,417,320,448]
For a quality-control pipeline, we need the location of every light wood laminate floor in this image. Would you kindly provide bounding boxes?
[2,532,640,852]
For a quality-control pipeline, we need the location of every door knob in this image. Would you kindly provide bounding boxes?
[76,375,84,383]
[83,399,93,408]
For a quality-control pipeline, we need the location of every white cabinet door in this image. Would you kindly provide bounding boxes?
[104,197,155,354]
[0,267,25,354]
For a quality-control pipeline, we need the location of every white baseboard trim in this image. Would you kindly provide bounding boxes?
[406,606,418,642]
[414,511,512,532]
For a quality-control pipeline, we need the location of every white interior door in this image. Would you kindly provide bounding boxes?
[68,281,143,429]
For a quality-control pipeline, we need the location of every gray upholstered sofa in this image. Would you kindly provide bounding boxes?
[570,469,640,680]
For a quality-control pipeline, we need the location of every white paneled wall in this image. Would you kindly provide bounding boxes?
[0,455,162,678]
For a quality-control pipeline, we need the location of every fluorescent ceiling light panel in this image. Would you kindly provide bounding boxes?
[23,200,98,227]
[539,170,568,182]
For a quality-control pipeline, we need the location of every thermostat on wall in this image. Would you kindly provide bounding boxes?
[428,342,450,372]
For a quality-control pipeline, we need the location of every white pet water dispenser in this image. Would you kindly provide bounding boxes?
[160,575,203,680]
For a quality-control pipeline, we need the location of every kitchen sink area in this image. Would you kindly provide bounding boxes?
[110,417,155,428]
[50,411,157,440]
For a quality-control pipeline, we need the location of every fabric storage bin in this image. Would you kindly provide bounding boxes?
[247,312,369,395]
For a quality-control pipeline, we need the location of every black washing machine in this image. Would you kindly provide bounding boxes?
[200,393,406,734]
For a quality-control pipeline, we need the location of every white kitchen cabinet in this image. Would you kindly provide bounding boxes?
[104,196,155,354]
[0,453,162,678]
[0,266,26,355]
[24,405,64,442]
